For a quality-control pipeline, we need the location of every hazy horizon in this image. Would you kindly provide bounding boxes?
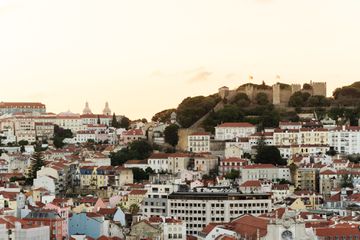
[1,0,359,119]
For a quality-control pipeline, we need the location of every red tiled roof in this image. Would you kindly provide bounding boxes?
[217,122,255,128]
[242,164,275,169]
[149,153,169,159]
[320,170,337,175]
[190,132,210,136]
[221,158,247,163]
[240,180,261,187]
[0,102,45,108]
[129,189,147,195]
[316,226,360,237]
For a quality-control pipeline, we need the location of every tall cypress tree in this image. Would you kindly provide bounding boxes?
[112,113,119,128]
[26,151,45,185]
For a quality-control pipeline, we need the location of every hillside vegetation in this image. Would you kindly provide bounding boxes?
[152,81,360,131]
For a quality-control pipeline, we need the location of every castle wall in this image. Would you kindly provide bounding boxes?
[272,84,281,105]
[311,82,327,96]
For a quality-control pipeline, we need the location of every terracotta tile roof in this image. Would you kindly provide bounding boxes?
[242,164,275,169]
[129,189,147,195]
[320,169,337,175]
[125,159,148,165]
[98,208,117,215]
[190,132,210,136]
[217,122,255,128]
[315,225,360,237]
[200,223,223,235]
[240,180,261,187]
[149,153,169,159]
[221,158,248,163]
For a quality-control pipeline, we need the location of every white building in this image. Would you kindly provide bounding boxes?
[241,164,291,183]
[328,126,360,154]
[168,192,272,236]
[215,122,256,141]
[163,218,186,240]
[142,183,180,218]
[188,132,210,153]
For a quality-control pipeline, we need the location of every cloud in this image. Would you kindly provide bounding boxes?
[188,71,212,83]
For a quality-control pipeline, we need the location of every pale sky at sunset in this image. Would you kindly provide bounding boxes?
[0,0,359,119]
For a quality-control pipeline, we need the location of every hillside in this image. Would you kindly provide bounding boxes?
[152,81,360,132]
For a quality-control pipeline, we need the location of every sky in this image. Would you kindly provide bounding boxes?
[0,0,359,120]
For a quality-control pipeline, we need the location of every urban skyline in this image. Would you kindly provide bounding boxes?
[1,0,360,119]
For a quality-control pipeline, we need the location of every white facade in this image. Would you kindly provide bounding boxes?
[163,219,186,240]
[187,133,210,153]
[241,165,291,183]
[168,192,272,236]
[328,126,360,154]
[215,123,256,141]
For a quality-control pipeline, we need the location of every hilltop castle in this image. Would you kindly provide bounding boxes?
[219,79,326,106]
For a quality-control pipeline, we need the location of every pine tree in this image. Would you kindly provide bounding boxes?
[97,115,101,124]
[26,151,45,185]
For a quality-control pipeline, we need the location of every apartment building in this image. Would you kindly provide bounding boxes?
[328,126,360,154]
[142,183,179,218]
[187,132,210,153]
[215,122,256,141]
[168,192,272,236]
[241,164,291,183]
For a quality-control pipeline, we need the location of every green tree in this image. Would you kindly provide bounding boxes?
[119,116,130,129]
[307,95,330,107]
[110,140,153,166]
[177,95,220,128]
[164,124,179,147]
[18,140,29,146]
[255,138,286,165]
[129,203,140,215]
[288,92,311,107]
[152,109,177,122]
[26,151,45,185]
[132,168,149,182]
[97,115,101,124]
[225,169,240,180]
[111,113,119,128]
[232,93,251,107]
[53,125,73,148]
[341,174,353,188]
[255,92,269,105]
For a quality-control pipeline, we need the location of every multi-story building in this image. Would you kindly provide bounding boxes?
[14,117,36,143]
[194,155,218,175]
[187,132,210,153]
[215,122,256,141]
[23,210,65,240]
[219,157,248,176]
[328,126,360,154]
[0,102,46,114]
[142,183,180,218]
[35,122,54,141]
[294,166,319,192]
[168,192,272,236]
[273,128,328,146]
[122,129,146,145]
[241,164,291,183]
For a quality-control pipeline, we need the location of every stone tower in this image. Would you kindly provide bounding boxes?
[291,84,301,94]
[218,86,229,99]
[272,83,281,105]
[310,81,327,96]
[83,101,92,115]
[103,102,111,116]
